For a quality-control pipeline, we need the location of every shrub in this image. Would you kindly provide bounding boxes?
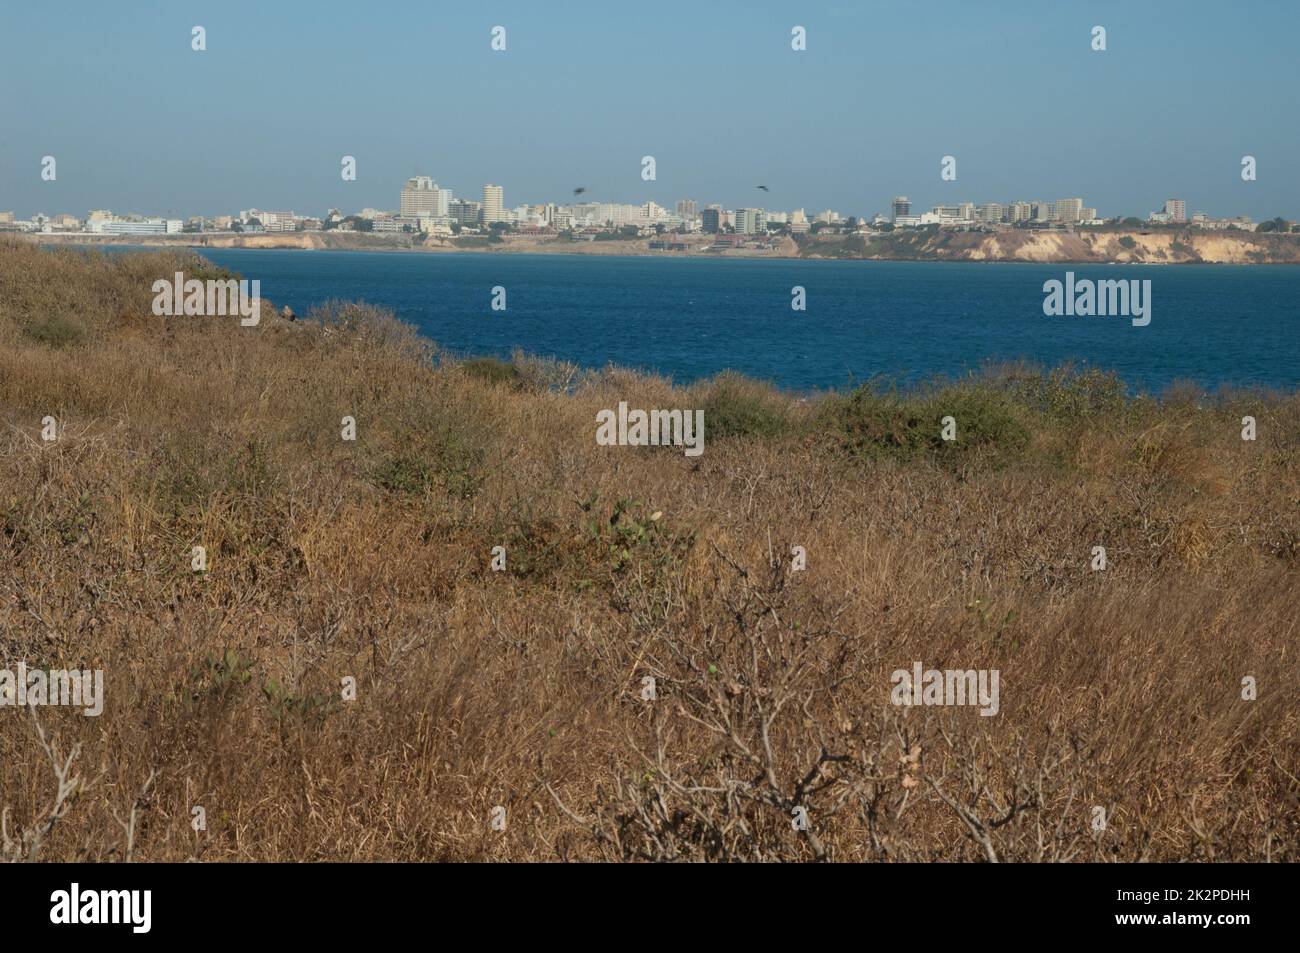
[699,372,790,438]
[829,381,1030,460]
[22,313,86,348]
[461,356,522,388]
[371,453,433,495]
[370,416,487,500]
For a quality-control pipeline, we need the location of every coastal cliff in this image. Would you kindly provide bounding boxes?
[28,227,1300,264]
[798,227,1300,264]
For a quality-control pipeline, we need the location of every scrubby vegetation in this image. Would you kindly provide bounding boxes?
[1,241,1296,861]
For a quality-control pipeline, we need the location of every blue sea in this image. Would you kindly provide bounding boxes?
[187,249,1297,393]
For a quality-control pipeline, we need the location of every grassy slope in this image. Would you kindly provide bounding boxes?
[1,240,1297,861]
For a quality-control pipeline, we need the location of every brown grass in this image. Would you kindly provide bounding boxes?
[1,240,1297,862]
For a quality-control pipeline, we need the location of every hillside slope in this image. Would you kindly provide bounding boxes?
[2,241,1297,861]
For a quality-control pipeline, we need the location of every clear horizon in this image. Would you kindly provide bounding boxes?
[2,0,1297,221]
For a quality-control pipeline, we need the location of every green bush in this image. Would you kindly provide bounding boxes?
[699,372,790,438]
[933,386,1031,453]
[829,382,1030,460]
[370,422,486,500]
[461,357,521,388]
[1005,366,1127,422]
[23,314,86,348]
[371,453,433,495]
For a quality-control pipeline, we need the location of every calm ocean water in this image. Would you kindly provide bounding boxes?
[184,249,1297,393]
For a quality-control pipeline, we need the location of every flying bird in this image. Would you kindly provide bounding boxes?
[573,187,587,196]
[757,185,770,192]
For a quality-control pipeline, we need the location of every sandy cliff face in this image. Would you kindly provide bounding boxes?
[30,228,1300,264]
[193,233,330,250]
[1186,234,1272,263]
[981,231,1092,262]
[801,228,1300,264]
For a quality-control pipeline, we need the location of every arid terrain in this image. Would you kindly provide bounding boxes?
[802,228,1300,264]
[29,227,1300,264]
[1,241,1297,862]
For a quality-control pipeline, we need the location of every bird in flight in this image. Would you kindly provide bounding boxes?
[757,185,770,192]
[573,187,587,196]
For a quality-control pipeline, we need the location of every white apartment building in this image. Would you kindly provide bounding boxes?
[1007,202,1033,223]
[573,203,641,227]
[1051,198,1084,223]
[401,177,451,218]
[87,218,182,235]
[482,184,505,224]
[640,201,670,222]
[734,207,766,234]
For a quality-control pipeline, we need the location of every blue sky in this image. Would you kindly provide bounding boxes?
[1,0,1296,220]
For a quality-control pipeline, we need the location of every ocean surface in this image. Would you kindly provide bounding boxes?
[187,249,1298,393]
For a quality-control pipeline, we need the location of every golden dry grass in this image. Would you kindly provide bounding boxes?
[1,240,1296,861]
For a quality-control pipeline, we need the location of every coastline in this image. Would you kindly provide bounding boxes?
[26,227,1300,265]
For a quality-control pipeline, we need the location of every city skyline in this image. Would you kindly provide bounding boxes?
[1,167,1274,235]
[5,176,1275,236]
[2,1,1297,220]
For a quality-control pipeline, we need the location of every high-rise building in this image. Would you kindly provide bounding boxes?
[449,199,482,225]
[1052,198,1084,223]
[1163,199,1186,223]
[702,205,723,233]
[675,199,698,219]
[401,176,447,218]
[976,203,1004,224]
[734,208,765,235]
[891,196,911,222]
[482,184,505,224]
[640,201,670,222]
[586,203,639,226]
[1007,202,1033,223]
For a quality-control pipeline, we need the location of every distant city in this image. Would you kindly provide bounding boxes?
[3,177,1291,240]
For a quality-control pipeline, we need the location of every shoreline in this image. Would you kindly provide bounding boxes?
[26,229,1300,265]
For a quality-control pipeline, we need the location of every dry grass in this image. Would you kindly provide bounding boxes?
[1,240,1297,862]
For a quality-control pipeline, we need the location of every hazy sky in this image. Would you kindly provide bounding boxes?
[2,0,1296,220]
